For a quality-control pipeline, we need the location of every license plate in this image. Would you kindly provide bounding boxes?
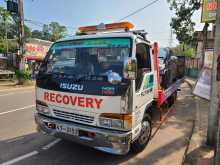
[56,124,79,136]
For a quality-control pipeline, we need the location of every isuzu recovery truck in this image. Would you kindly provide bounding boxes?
[35,22,184,155]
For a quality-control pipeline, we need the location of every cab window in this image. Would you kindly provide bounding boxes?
[135,43,152,91]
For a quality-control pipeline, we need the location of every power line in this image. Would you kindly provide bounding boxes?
[24,0,160,31]
[24,19,77,30]
[118,0,160,21]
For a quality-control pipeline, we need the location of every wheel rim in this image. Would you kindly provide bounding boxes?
[139,121,151,145]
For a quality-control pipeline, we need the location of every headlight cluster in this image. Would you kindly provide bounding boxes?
[99,113,132,130]
[36,100,50,116]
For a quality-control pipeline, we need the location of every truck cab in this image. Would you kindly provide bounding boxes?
[35,22,163,155]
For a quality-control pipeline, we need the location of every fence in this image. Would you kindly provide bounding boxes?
[185,58,203,78]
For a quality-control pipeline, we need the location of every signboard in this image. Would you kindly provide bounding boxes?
[193,68,211,100]
[201,0,217,23]
[24,39,52,61]
[204,49,214,69]
[36,88,121,113]
[25,43,49,58]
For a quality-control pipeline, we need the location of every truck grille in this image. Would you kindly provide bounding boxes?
[53,109,95,124]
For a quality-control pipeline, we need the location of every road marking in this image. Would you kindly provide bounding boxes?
[0,87,34,92]
[42,139,61,150]
[0,105,35,116]
[0,151,39,165]
[0,93,13,97]
[6,136,25,143]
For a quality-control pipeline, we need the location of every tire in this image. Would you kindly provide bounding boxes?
[131,114,152,153]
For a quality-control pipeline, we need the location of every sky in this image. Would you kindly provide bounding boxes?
[0,0,205,47]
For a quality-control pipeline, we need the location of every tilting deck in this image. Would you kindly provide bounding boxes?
[164,78,184,100]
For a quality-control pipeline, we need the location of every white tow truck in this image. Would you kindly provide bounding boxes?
[35,22,184,155]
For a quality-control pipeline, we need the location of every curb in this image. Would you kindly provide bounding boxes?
[184,79,195,89]
[181,118,196,165]
[0,86,35,92]
[182,78,214,164]
[181,79,196,164]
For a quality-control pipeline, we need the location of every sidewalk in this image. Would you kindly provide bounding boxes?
[0,80,35,90]
[118,82,196,165]
[184,78,214,165]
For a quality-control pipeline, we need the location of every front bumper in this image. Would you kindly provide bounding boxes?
[35,113,132,155]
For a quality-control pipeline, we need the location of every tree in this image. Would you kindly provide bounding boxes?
[47,22,67,42]
[0,6,32,53]
[0,6,14,53]
[31,30,43,39]
[24,25,32,39]
[0,38,18,53]
[167,0,201,44]
[42,24,50,40]
[35,22,67,42]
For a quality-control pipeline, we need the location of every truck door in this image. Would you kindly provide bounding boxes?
[134,42,154,112]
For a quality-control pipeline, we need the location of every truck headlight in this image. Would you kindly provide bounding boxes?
[99,113,132,130]
[36,100,50,116]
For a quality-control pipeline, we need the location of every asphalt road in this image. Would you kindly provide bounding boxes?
[0,84,195,165]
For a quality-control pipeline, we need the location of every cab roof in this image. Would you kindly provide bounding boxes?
[58,31,137,42]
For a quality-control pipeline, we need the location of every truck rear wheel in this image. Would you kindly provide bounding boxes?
[131,114,152,153]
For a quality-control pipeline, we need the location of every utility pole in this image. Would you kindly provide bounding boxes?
[202,23,209,66]
[207,0,220,150]
[213,1,220,163]
[17,0,25,70]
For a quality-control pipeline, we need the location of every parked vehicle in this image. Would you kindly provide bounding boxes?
[0,53,15,80]
[34,22,184,155]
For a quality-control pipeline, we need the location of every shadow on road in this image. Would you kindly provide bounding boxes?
[0,133,188,165]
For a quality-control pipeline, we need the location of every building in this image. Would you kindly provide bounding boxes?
[191,30,215,58]
[0,54,8,70]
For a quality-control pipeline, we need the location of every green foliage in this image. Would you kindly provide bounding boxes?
[15,69,31,81]
[24,25,32,39]
[183,47,196,58]
[48,22,67,42]
[32,30,43,39]
[0,6,11,22]
[0,6,32,53]
[42,24,50,40]
[32,22,67,42]
[167,0,201,44]
[0,38,18,53]
[172,44,196,58]
[0,6,67,54]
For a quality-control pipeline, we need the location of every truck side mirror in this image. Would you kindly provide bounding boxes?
[123,58,137,80]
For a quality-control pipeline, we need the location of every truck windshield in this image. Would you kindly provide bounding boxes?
[41,38,131,80]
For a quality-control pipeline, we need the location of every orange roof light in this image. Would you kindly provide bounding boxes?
[78,22,134,33]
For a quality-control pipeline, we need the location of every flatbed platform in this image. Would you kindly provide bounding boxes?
[164,78,184,100]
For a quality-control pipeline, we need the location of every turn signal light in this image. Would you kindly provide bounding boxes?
[100,113,132,129]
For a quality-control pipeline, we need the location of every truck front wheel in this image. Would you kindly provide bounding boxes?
[131,114,152,153]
